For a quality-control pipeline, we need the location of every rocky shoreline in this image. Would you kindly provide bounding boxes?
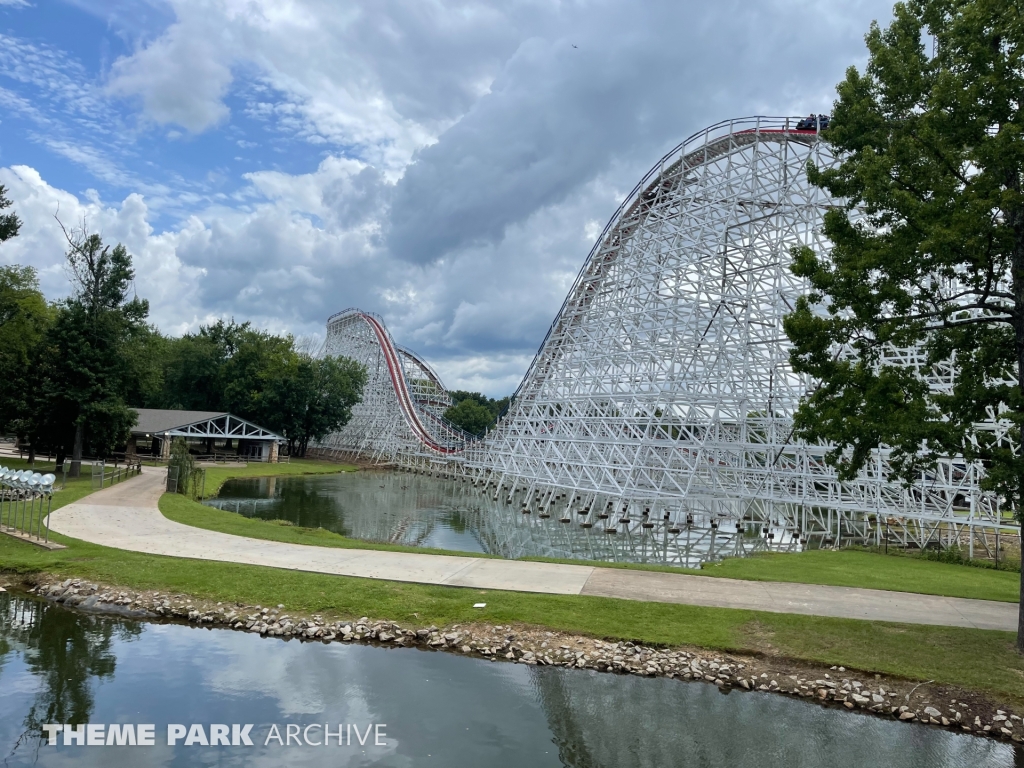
[8,575,1024,745]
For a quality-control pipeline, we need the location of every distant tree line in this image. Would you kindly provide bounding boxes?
[0,186,366,474]
[444,390,510,438]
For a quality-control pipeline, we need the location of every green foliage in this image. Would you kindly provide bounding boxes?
[0,266,51,436]
[157,321,245,411]
[168,437,204,499]
[784,0,1024,509]
[444,398,495,437]
[284,354,368,456]
[783,0,1024,647]
[0,184,20,243]
[444,390,510,437]
[912,545,1021,574]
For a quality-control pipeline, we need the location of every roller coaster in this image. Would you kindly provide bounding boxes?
[315,116,1020,555]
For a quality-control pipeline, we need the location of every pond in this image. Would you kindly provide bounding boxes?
[206,471,802,567]
[1,593,1018,767]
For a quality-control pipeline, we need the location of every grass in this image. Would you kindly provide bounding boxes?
[1,528,1022,705]
[2,457,1022,705]
[166,473,1022,603]
[160,493,501,559]
[198,458,359,498]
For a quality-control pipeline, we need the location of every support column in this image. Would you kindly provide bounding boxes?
[160,436,171,461]
[268,441,279,463]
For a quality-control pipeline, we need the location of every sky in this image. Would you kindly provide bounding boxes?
[0,0,895,397]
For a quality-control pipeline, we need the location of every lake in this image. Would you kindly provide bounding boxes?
[1,593,1018,767]
[206,470,801,567]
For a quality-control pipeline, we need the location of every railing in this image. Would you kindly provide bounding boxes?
[91,459,143,491]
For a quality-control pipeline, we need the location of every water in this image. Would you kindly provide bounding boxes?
[206,471,801,566]
[1,594,1017,767]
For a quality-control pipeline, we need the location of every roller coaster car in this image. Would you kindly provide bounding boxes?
[795,115,830,131]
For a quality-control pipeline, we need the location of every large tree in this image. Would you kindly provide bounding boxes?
[0,266,52,449]
[783,0,1024,649]
[270,354,367,456]
[41,225,149,475]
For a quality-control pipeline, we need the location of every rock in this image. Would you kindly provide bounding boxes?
[899,712,917,721]
[924,707,942,719]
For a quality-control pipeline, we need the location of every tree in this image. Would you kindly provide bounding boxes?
[782,0,1024,650]
[219,327,296,428]
[157,320,249,411]
[444,390,510,437]
[0,266,51,444]
[0,184,20,243]
[445,397,496,437]
[294,355,367,456]
[42,223,148,475]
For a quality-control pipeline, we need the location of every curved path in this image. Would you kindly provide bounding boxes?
[47,469,1017,631]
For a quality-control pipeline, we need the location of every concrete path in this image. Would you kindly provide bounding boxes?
[48,469,1018,631]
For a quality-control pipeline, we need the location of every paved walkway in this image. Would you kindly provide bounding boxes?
[47,469,1017,631]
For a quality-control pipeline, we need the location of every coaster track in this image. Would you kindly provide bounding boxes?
[315,116,1020,552]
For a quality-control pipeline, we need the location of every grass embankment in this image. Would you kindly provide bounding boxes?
[198,459,359,496]
[1,530,1022,705]
[0,458,1021,705]
[165,469,1021,604]
[160,493,502,559]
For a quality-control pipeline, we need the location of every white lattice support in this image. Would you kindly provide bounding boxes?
[315,116,1021,547]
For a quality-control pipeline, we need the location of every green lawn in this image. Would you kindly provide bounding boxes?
[198,458,359,498]
[2,457,1022,705]
[160,493,500,559]
[0,528,1021,705]
[700,549,1021,603]
[165,474,1021,603]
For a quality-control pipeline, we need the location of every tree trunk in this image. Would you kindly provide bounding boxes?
[1020,563,1024,654]
[69,422,83,478]
[1008,181,1024,653]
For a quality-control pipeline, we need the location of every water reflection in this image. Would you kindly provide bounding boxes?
[208,471,801,566]
[0,595,141,762]
[0,593,1018,767]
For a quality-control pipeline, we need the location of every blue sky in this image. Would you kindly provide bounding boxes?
[0,0,894,395]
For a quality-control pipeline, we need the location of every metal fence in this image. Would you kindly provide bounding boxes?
[91,459,143,491]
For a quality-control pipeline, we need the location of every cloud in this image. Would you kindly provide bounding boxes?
[0,0,897,395]
[388,0,887,265]
[0,165,208,335]
[108,23,233,132]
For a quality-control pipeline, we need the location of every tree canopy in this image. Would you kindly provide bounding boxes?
[444,390,510,437]
[783,0,1024,649]
[0,196,366,463]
